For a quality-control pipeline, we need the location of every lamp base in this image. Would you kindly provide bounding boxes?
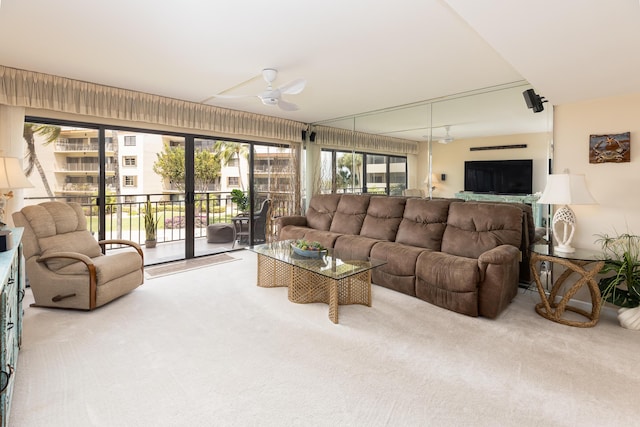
[552,205,577,254]
[554,244,576,253]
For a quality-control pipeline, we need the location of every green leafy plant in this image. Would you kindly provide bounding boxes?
[144,200,158,241]
[230,189,249,213]
[596,232,640,308]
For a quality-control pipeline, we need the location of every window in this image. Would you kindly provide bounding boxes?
[123,176,137,187]
[228,176,239,186]
[124,136,136,146]
[123,156,137,167]
[321,149,407,195]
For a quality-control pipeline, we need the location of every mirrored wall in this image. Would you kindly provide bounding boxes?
[313,81,553,200]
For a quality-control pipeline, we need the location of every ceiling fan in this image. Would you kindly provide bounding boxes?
[202,68,306,111]
[437,125,454,144]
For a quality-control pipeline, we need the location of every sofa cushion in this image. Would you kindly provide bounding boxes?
[334,235,380,261]
[395,198,452,250]
[39,230,103,271]
[370,242,427,296]
[442,202,522,259]
[301,229,343,249]
[57,251,143,284]
[329,194,371,235]
[279,225,310,242]
[306,194,342,231]
[359,196,406,241]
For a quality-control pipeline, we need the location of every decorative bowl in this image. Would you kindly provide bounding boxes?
[291,243,327,258]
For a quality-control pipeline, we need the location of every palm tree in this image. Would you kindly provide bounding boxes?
[110,130,123,239]
[23,123,61,199]
[214,141,249,190]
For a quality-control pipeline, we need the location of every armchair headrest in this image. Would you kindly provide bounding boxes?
[19,201,88,238]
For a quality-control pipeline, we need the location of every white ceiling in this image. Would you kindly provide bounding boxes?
[0,0,639,141]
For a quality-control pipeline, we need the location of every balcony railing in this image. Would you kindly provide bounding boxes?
[55,140,114,152]
[24,191,298,248]
[61,164,116,172]
[61,183,117,193]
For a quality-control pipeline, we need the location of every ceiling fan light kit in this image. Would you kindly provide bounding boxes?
[262,68,278,83]
[438,125,454,144]
[207,68,306,111]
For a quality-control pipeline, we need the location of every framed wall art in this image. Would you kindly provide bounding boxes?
[589,131,630,163]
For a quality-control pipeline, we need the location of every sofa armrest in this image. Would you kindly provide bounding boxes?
[100,239,144,259]
[275,215,307,229]
[274,215,308,240]
[477,245,520,318]
[38,251,94,266]
[478,245,520,267]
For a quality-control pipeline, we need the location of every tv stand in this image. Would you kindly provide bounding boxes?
[454,192,542,227]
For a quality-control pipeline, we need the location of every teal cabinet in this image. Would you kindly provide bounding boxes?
[0,228,24,427]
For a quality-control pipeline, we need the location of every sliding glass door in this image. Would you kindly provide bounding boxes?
[24,117,301,264]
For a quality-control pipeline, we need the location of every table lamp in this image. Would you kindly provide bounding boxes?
[424,173,439,191]
[0,156,34,226]
[537,173,596,253]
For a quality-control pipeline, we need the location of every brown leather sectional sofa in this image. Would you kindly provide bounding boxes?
[275,194,527,318]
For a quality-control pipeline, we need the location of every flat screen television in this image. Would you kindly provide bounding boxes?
[464,159,533,195]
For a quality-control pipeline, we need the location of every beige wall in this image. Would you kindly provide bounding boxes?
[554,93,640,250]
[422,132,550,199]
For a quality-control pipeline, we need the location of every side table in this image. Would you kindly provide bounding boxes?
[530,244,605,327]
[231,215,250,248]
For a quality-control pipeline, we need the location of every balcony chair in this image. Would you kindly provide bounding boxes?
[13,201,144,310]
[232,198,271,247]
[253,198,271,243]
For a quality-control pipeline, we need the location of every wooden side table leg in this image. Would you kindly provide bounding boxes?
[531,253,554,315]
[531,252,604,327]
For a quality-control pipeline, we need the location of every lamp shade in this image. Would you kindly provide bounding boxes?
[0,157,34,189]
[537,173,596,205]
[424,174,439,184]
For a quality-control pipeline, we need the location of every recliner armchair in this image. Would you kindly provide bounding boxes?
[13,201,144,310]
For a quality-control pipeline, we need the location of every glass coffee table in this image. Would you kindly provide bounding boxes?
[248,240,386,324]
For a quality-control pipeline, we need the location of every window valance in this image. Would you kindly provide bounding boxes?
[312,124,418,155]
[0,65,306,143]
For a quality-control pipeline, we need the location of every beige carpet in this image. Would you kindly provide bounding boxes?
[145,253,238,278]
[10,250,640,426]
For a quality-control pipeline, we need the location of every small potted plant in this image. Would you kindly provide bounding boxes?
[144,200,159,248]
[596,232,640,329]
[230,189,249,215]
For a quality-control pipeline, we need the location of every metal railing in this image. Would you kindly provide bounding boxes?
[61,164,116,172]
[25,191,297,247]
[55,141,115,152]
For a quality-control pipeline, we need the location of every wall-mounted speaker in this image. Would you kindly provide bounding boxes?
[302,130,317,142]
[523,89,547,113]
[441,174,446,182]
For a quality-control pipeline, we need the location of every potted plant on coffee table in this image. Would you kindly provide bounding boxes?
[596,232,640,329]
[144,200,159,248]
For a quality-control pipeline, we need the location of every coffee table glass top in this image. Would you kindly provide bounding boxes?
[248,240,386,280]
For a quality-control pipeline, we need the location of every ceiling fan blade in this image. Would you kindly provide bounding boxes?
[277,99,299,111]
[278,78,306,95]
[213,94,256,99]
[200,94,256,104]
[199,73,265,103]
